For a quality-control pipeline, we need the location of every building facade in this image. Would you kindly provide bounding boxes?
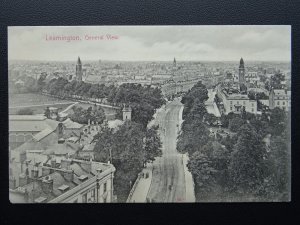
[269,89,291,112]
[217,87,257,114]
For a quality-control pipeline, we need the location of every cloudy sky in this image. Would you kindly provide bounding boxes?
[8,26,291,62]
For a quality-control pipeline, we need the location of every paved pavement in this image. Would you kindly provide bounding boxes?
[60,102,79,114]
[182,153,196,202]
[147,98,190,202]
[128,165,153,203]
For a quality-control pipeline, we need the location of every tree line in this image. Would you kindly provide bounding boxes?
[43,78,165,127]
[177,81,290,201]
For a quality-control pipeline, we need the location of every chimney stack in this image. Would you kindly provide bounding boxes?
[61,158,72,170]
[41,176,54,194]
[51,158,56,168]
[62,170,74,182]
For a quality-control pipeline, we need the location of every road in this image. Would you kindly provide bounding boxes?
[147,98,186,202]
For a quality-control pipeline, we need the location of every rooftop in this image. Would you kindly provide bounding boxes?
[10,157,115,203]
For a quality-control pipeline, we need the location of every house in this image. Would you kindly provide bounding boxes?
[269,89,291,112]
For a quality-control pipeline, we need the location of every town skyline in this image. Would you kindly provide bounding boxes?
[8,26,291,62]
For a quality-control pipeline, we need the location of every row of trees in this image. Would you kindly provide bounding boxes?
[93,122,162,202]
[177,81,290,201]
[42,78,165,127]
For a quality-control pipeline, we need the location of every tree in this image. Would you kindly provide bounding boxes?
[270,73,285,89]
[220,112,238,128]
[181,81,208,119]
[220,134,237,153]
[109,121,146,202]
[269,107,287,136]
[185,99,207,122]
[228,124,267,195]
[249,118,268,138]
[177,119,210,155]
[93,123,114,162]
[187,151,218,196]
[108,83,165,127]
[205,113,218,126]
[257,133,290,201]
[93,120,162,202]
[228,117,246,132]
[70,106,106,125]
[144,125,162,163]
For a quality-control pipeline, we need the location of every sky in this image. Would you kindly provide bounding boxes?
[8,25,291,62]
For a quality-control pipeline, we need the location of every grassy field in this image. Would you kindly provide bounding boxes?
[9,93,118,116]
[9,93,72,107]
[9,93,75,115]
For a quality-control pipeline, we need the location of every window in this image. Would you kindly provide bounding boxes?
[230,106,233,111]
[283,107,286,111]
[283,101,285,105]
[104,182,107,193]
[230,101,232,105]
[252,109,254,112]
[82,193,87,203]
[237,101,239,104]
[243,101,246,105]
[252,103,254,107]
[277,101,280,105]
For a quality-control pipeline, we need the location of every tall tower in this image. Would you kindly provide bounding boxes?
[76,56,83,81]
[239,57,245,84]
[122,104,132,121]
[173,57,177,68]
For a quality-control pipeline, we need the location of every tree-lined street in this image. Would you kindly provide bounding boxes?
[147,98,189,202]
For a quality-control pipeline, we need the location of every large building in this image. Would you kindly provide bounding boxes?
[9,153,115,203]
[217,86,257,115]
[9,115,84,150]
[269,89,291,112]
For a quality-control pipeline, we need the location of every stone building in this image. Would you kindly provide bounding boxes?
[9,154,115,203]
[269,89,291,112]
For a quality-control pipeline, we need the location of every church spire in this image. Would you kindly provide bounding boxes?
[239,57,244,68]
[77,56,81,65]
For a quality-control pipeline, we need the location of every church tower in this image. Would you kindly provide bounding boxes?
[76,56,83,81]
[122,104,132,121]
[239,57,245,84]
